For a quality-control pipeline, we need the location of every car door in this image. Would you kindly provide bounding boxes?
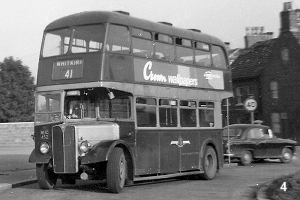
[246,128,268,158]
[263,128,283,157]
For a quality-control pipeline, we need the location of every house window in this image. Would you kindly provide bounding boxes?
[281,48,289,64]
[270,81,278,99]
[235,87,243,105]
[247,86,254,96]
[271,113,280,133]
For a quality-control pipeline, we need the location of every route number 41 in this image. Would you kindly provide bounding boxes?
[65,69,73,79]
[280,181,287,192]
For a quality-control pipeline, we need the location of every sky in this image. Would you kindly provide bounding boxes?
[0,0,299,80]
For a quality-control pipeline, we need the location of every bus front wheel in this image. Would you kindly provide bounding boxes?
[36,163,57,189]
[106,147,127,193]
[198,146,217,180]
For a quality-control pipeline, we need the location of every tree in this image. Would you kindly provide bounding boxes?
[0,57,35,122]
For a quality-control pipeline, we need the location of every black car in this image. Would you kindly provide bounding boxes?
[223,124,297,166]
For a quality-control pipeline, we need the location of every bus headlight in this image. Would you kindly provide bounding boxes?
[79,140,91,153]
[40,142,50,154]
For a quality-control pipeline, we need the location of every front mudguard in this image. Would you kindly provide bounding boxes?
[28,148,51,164]
[80,140,134,164]
[81,140,135,182]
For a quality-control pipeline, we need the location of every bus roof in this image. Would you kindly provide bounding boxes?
[45,11,225,47]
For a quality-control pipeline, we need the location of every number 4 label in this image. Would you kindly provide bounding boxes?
[280,181,287,192]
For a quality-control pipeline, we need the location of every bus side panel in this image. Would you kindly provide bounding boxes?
[181,131,200,171]
[199,129,224,168]
[103,53,134,83]
[135,130,160,175]
[134,129,223,176]
[159,131,181,173]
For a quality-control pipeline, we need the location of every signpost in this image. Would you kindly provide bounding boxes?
[244,98,257,123]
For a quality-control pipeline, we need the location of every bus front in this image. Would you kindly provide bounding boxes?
[29,13,135,193]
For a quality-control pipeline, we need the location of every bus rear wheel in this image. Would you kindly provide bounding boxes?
[106,147,127,193]
[198,146,217,180]
[36,163,57,189]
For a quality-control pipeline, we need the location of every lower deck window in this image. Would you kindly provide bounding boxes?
[199,102,215,127]
[180,109,197,127]
[159,107,177,127]
[159,99,177,127]
[136,97,156,127]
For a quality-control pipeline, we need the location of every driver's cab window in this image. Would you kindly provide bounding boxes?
[64,90,97,119]
[65,95,81,119]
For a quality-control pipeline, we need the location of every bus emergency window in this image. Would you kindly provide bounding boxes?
[106,24,130,54]
[211,45,227,69]
[42,28,71,57]
[159,99,177,127]
[71,25,104,53]
[199,102,214,127]
[136,97,157,127]
[180,100,197,127]
[132,37,153,58]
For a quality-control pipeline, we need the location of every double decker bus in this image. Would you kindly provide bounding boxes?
[29,11,232,193]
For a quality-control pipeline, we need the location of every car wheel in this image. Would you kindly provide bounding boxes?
[240,151,252,166]
[36,163,57,189]
[280,148,293,163]
[107,147,127,193]
[197,146,217,180]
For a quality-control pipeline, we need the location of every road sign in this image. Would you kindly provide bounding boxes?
[244,98,257,112]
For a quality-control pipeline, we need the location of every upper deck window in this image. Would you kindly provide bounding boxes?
[195,42,211,67]
[106,24,130,54]
[132,28,153,58]
[42,28,71,57]
[175,38,193,64]
[132,28,152,39]
[154,34,174,61]
[211,45,227,69]
[155,33,173,43]
[71,25,105,53]
[42,25,105,57]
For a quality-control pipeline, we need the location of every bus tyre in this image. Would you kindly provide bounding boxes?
[198,146,217,180]
[36,163,57,189]
[107,147,127,193]
[280,148,293,163]
[240,150,252,166]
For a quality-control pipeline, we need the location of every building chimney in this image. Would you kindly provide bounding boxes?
[280,2,300,43]
[244,27,273,48]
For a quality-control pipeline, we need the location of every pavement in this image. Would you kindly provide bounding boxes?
[0,147,299,200]
[0,147,37,191]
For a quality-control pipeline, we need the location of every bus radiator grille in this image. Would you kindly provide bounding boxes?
[52,126,77,173]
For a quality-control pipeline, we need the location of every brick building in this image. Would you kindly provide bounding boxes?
[224,2,300,143]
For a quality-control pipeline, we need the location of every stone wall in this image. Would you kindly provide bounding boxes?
[0,122,34,152]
